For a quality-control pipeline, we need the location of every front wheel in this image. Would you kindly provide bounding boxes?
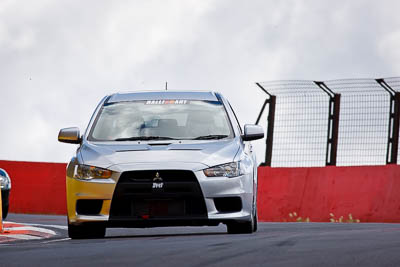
[2,202,9,219]
[68,222,106,239]
[227,205,257,234]
[253,209,258,233]
[2,190,9,219]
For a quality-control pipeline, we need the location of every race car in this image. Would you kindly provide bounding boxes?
[58,91,264,239]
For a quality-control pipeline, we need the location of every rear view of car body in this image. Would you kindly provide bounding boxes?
[59,91,264,238]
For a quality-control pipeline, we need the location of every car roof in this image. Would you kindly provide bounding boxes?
[107,91,219,103]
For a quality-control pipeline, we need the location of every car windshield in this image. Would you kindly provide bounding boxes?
[88,100,234,141]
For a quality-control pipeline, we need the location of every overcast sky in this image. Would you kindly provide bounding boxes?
[1,0,400,163]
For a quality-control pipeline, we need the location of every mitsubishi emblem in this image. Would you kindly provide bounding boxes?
[152,172,164,189]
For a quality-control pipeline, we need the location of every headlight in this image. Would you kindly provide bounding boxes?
[203,162,244,178]
[0,175,11,190]
[74,165,112,180]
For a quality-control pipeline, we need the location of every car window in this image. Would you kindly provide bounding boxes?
[88,100,234,141]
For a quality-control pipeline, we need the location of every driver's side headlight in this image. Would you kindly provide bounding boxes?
[73,164,112,180]
[203,162,244,178]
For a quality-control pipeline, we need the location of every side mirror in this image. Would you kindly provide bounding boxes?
[58,127,81,144]
[242,124,264,141]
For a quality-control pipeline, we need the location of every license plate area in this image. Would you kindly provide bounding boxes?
[133,199,185,217]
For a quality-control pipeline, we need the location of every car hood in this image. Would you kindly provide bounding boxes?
[79,139,241,171]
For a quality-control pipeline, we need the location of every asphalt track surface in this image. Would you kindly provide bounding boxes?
[2,214,400,267]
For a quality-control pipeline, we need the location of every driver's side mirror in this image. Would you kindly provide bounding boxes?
[58,127,81,144]
[242,124,264,141]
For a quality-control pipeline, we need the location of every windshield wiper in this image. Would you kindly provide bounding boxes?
[192,135,229,140]
[114,136,178,141]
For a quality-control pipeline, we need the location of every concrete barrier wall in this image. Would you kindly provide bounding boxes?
[0,160,67,215]
[1,159,400,222]
[258,165,400,222]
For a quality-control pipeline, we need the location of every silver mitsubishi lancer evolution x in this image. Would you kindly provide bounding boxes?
[58,91,264,239]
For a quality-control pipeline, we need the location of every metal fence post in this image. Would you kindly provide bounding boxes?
[256,83,276,166]
[329,94,341,166]
[314,81,341,166]
[264,96,276,166]
[376,79,400,164]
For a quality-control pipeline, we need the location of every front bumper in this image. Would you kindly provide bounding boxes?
[67,165,253,227]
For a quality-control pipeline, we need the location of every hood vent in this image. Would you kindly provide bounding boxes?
[147,143,172,146]
[116,149,149,152]
[168,148,202,151]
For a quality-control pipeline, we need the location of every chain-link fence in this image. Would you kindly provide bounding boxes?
[256,77,400,167]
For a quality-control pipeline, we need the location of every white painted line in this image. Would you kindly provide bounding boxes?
[21,223,68,230]
[3,234,43,240]
[4,226,56,236]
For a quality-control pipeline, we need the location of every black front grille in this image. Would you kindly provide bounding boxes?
[109,170,207,220]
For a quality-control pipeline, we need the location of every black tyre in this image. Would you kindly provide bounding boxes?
[2,203,8,219]
[227,203,257,234]
[68,222,106,239]
[1,190,9,219]
[227,219,253,234]
[253,208,258,233]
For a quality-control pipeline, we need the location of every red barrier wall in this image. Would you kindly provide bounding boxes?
[0,160,67,215]
[258,165,400,222]
[1,159,400,222]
